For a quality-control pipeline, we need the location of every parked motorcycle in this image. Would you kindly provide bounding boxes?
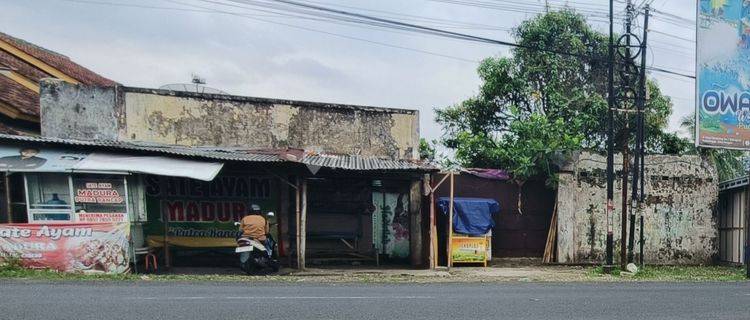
[234,212,280,275]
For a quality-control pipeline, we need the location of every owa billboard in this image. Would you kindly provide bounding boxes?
[697,0,750,149]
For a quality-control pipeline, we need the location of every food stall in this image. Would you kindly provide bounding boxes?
[438,197,499,267]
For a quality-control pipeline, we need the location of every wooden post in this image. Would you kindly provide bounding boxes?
[429,182,436,269]
[163,208,171,268]
[300,178,307,270]
[295,177,301,269]
[409,179,422,267]
[4,173,12,223]
[276,176,287,259]
[447,172,454,268]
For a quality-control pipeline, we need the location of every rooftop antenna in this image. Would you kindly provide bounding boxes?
[160,74,228,95]
[191,74,206,85]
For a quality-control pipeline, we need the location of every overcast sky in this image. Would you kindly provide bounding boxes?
[2,0,697,143]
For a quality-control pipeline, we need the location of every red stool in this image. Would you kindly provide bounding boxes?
[144,252,158,272]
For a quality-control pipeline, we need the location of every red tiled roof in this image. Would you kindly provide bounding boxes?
[0,32,118,131]
[0,32,116,86]
[0,50,48,83]
[0,75,38,117]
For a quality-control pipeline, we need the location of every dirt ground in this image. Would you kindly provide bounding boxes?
[164,258,593,283]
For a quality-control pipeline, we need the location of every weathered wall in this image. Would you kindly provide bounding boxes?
[39,82,420,160]
[40,79,119,140]
[556,152,719,265]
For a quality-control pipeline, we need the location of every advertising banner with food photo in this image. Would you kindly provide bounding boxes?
[697,0,750,149]
[0,223,130,274]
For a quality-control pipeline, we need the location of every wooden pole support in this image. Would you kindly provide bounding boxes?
[300,178,307,270]
[447,172,454,268]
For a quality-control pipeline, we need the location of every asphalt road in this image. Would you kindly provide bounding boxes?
[2,281,749,320]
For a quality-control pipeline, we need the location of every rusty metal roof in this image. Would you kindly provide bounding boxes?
[0,134,436,171]
[303,154,432,171]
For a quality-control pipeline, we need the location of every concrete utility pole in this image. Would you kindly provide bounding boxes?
[629,5,650,265]
[620,1,634,270]
[604,0,615,274]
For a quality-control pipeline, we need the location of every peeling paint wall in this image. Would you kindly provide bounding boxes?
[40,79,119,140]
[123,90,419,159]
[39,82,419,160]
[556,152,718,265]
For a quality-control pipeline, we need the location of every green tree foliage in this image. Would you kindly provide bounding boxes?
[419,138,436,161]
[436,10,680,186]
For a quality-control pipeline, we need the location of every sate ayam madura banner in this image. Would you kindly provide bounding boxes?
[0,223,130,274]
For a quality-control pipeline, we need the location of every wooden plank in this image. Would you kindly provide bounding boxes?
[543,195,559,264]
[542,209,557,263]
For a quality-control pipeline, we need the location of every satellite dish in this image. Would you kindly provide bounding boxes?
[160,74,228,95]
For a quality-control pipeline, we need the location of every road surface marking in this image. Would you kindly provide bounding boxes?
[127,296,434,301]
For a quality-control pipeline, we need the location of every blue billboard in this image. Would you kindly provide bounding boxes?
[697,0,750,149]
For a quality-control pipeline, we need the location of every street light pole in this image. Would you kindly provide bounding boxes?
[605,0,615,274]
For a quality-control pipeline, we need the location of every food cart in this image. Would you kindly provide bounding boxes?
[438,197,499,267]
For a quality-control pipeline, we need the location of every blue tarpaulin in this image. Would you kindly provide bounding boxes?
[438,197,499,236]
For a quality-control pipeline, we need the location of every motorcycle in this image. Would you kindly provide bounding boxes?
[234,212,280,275]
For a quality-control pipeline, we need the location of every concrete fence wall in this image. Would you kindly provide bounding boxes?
[556,152,719,265]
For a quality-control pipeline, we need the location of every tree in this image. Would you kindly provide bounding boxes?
[437,10,680,190]
[419,138,436,162]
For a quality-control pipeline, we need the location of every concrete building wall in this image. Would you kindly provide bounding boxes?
[556,152,718,265]
[40,79,120,140]
[40,81,420,160]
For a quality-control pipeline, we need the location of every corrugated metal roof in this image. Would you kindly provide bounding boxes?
[302,154,432,171]
[0,134,436,171]
[0,134,281,162]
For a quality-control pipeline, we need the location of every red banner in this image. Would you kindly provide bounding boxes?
[0,223,130,274]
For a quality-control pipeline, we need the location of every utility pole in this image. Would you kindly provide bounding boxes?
[629,5,650,265]
[605,0,615,274]
[620,1,634,270]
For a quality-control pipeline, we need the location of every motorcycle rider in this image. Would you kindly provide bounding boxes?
[238,204,272,256]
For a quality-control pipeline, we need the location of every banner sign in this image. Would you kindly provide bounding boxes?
[0,223,130,273]
[72,178,127,223]
[696,0,750,149]
[451,236,488,264]
[143,176,276,248]
[0,146,86,172]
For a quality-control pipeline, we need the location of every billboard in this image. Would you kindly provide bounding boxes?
[696,0,750,149]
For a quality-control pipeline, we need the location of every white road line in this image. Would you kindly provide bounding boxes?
[127,296,434,301]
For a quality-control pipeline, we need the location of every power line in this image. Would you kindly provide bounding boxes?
[60,0,482,63]
[60,0,697,79]
[259,0,695,79]
[646,66,694,79]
